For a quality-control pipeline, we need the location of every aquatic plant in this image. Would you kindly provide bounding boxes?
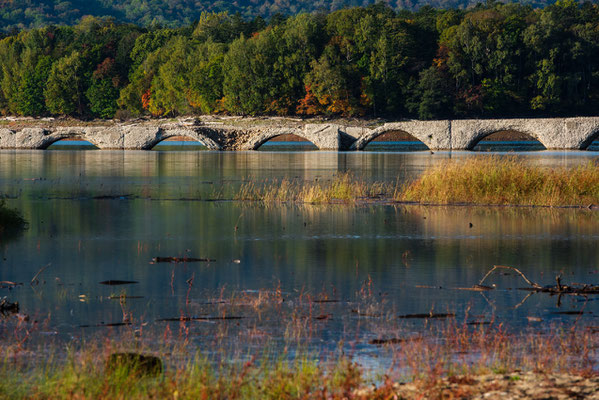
[234,157,599,207]
[235,174,390,204]
[0,319,597,399]
[1,272,599,399]
[399,156,599,207]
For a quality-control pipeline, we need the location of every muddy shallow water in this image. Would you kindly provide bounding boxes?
[0,148,598,363]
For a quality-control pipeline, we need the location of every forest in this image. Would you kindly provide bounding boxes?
[1,0,599,120]
[0,0,575,32]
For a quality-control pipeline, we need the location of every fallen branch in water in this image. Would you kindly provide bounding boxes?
[31,263,50,286]
[151,257,215,263]
[475,265,599,295]
[0,281,22,289]
[479,265,542,289]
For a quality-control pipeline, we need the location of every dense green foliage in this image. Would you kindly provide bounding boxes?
[0,0,579,32]
[2,1,599,119]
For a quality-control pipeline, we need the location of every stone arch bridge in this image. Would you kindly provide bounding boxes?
[1,117,599,151]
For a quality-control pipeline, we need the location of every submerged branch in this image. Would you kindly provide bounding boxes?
[476,265,599,295]
[479,265,542,289]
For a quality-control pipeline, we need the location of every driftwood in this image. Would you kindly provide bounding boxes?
[398,312,455,319]
[99,280,139,285]
[0,281,22,289]
[477,265,599,295]
[31,263,50,286]
[152,257,215,263]
[157,315,243,322]
[479,265,542,289]
[0,297,18,315]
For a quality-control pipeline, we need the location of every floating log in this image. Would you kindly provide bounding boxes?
[157,315,243,322]
[0,281,22,289]
[79,322,132,328]
[99,280,139,285]
[398,312,455,319]
[152,256,215,263]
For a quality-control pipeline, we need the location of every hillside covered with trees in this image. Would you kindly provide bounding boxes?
[1,0,599,120]
[0,0,575,32]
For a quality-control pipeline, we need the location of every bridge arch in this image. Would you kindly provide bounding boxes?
[243,129,317,150]
[40,134,100,150]
[469,129,546,151]
[149,135,207,150]
[580,127,599,150]
[255,133,318,151]
[144,129,220,150]
[360,129,430,151]
[465,129,546,151]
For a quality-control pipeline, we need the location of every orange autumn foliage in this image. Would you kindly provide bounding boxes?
[297,85,323,115]
[141,90,151,110]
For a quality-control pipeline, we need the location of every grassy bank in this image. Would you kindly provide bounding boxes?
[2,278,598,398]
[235,157,599,207]
[1,322,597,399]
[0,199,27,238]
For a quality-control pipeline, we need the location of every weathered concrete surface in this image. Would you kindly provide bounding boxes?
[349,120,451,150]
[238,124,342,150]
[451,117,599,150]
[0,128,16,148]
[1,117,599,151]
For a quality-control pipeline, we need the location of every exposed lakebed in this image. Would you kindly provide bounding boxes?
[0,147,598,365]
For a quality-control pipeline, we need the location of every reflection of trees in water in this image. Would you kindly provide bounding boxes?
[0,200,27,244]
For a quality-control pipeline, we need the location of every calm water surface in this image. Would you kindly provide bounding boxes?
[1,145,598,361]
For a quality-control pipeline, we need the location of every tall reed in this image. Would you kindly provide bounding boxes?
[398,156,599,206]
[236,174,390,204]
[234,158,599,207]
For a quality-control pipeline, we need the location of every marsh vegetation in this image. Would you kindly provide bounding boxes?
[235,157,599,207]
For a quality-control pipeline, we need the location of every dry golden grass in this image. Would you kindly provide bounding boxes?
[236,174,388,204]
[234,158,599,207]
[398,156,599,206]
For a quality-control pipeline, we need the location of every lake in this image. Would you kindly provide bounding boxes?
[0,142,598,365]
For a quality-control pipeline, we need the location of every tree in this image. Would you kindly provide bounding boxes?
[86,58,119,118]
[45,51,84,115]
[406,66,453,120]
[16,56,52,116]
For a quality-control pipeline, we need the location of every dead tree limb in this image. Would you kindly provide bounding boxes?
[30,263,51,286]
[479,265,542,290]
